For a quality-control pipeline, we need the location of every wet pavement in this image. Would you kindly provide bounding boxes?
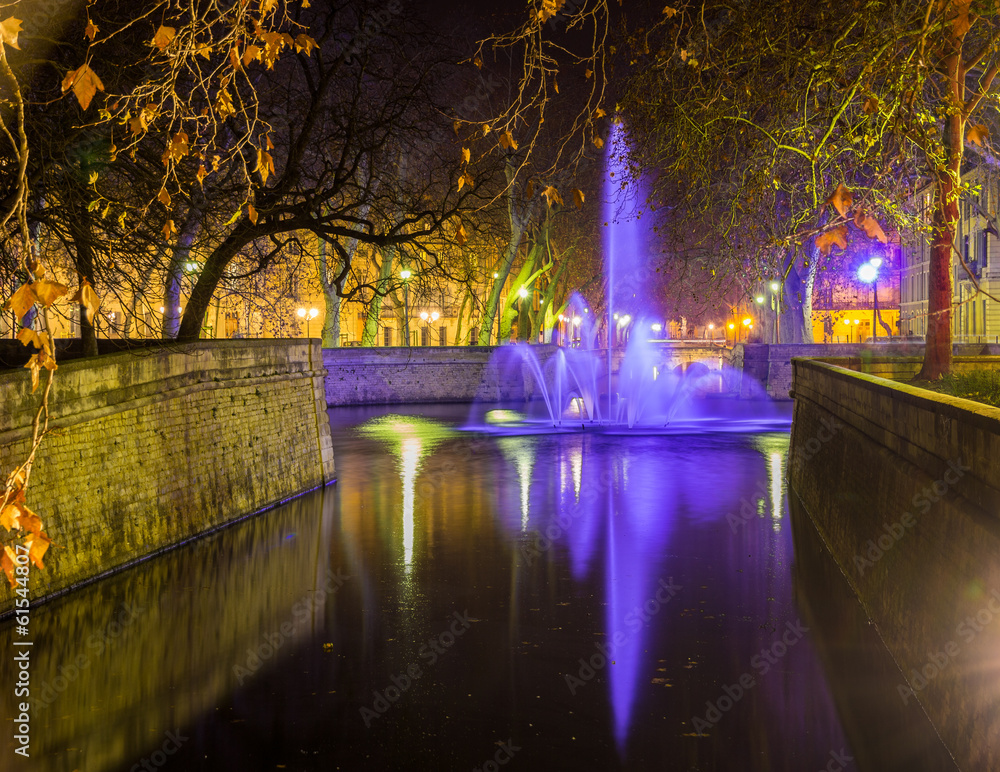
[0,403,958,771]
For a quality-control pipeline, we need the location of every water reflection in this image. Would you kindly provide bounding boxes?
[0,405,926,771]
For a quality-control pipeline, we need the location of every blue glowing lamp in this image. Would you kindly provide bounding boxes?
[857,262,878,283]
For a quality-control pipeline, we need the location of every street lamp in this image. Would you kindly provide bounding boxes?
[297,306,319,338]
[857,257,881,341]
[400,269,412,346]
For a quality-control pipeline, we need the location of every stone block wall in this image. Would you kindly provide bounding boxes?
[0,340,335,615]
[788,357,1000,770]
[322,346,557,405]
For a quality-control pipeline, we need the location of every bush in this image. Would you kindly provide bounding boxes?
[935,370,1000,408]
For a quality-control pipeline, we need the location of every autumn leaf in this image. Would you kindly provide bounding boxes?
[593,107,606,119]
[593,136,604,149]
[256,148,275,185]
[61,64,105,111]
[248,203,259,224]
[25,531,52,570]
[854,210,888,243]
[0,17,22,49]
[195,43,212,59]
[585,68,593,79]
[17,508,42,537]
[197,165,208,186]
[863,97,878,115]
[952,0,971,37]
[553,78,559,94]
[16,329,53,358]
[461,147,470,164]
[69,278,101,324]
[453,120,462,136]
[158,187,172,207]
[0,502,20,532]
[215,89,236,118]
[662,5,678,15]
[473,55,483,69]
[541,185,564,207]
[457,171,474,192]
[537,0,565,24]
[152,25,176,52]
[32,279,68,307]
[243,45,262,66]
[85,20,99,42]
[2,283,37,322]
[499,130,518,151]
[967,124,989,147]
[24,354,41,392]
[162,220,176,241]
[260,0,278,14]
[572,188,585,209]
[816,225,848,256]
[163,132,189,165]
[825,184,852,218]
[295,34,318,55]
[480,123,491,136]
[456,222,467,246]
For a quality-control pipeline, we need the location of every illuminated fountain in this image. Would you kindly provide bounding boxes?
[468,119,786,433]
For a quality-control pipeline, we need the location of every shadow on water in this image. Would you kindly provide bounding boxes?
[0,403,958,771]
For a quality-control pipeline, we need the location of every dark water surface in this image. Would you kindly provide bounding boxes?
[0,404,958,771]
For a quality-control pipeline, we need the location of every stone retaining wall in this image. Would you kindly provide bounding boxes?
[788,356,1000,770]
[0,340,335,615]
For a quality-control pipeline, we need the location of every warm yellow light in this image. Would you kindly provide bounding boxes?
[400,269,412,280]
[518,287,528,298]
[853,319,860,325]
[742,317,752,326]
[420,311,429,321]
[297,308,306,318]
[708,323,715,330]
[728,323,735,330]
[308,308,319,319]
[431,311,440,321]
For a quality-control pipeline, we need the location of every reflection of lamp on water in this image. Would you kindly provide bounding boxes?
[297,306,319,338]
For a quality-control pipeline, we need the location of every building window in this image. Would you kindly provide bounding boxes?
[470,326,479,345]
[421,326,429,346]
[383,327,392,347]
[439,326,447,346]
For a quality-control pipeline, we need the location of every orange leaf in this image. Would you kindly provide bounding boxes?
[967,124,989,147]
[0,502,22,531]
[243,44,262,66]
[25,531,52,570]
[69,278,101,324]
[16,328,52,358]
[61,64,104,111]
[17,508,42,537]
[541,185,564,207]
[499,131,518,151]
[158,187,172,207]
[572,188,585,209]
[825,184,852,218]
[456,222,467,246]
[294,34,317,56]
[197,165,208,186]
[85,20,99,42]
[256,148,274,185]
[32,279,69,306]
[461,147,470,164]
[862,97,878,115]
[24,354,41,393]
[815,225,848,256]
[858,213,888,244]
[152,25,176,52]
[162,220,176,241]
[248,203,259,224]
[163,132,189,165]
[593,136,604,149]
[2,283,37,322]
[0,17,22,49]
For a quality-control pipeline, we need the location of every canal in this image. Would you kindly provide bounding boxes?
[1,404,958,770]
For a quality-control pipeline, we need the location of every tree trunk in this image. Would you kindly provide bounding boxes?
[361,246,395,346]
[919,171,957,379]
[69,202,98,356]
[162,216,200,338]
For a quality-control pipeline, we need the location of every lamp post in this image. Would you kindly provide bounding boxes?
[297,307,319,338]
[770,280,781,343]
[400,269,412,346]
[857,257,881,342]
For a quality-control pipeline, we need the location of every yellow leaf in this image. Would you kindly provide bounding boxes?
[88,171,98,185]
[458,171,474,191]
[456,222,467,246]
[16,327,42,350]
[85,20,99,42]
[163,131,189,165]
[0,17,22,49]
[197,165,208,186]
[243,45,262,66]
[69,278,101,324]
[499,130,518,150]
[294,34,318,56]
[453,120,462,135]
[541,185,563,207]
[24,354,41,393]
[162,219,176,241]
[256,148,274,185]
[260,0,278,14]
[1,547,15,588]
[473,55,483,69]
[195,43,212,59]
[585,68,593,79]
[31,279,68,307]
[593,107,606,119]
[25,531,52,570]
[2,283,37,322]
[825,184,852,217]
[0,502,22,532]
[61,64,105,111]
[662,5,678,16]
[215,89,236,118]
[863,97,878,114]
[152,25,176,52]
[129,113,148,136]
[593,136,604,149]
[481,123,491,136]
[461,147,470,164]
[572,188,585,209]
[553,78,559,94]
[816,225,848,256]
[967,124,989,147]
[158,187,172,207]
[248,203,259,224]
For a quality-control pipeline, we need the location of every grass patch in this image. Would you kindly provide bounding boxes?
[914,369,1000,408]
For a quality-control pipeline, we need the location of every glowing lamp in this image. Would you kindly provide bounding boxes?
[857,263,878,283]
[400,269,412,280]
[518,287,528,299]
